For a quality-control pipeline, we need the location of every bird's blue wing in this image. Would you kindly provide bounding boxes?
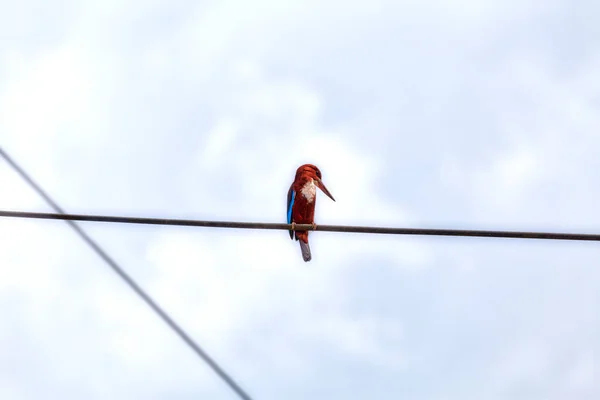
[287,188,295,224]
[287,186,295,239]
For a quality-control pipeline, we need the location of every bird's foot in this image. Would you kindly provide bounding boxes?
[311,222,317,231]
[291,222,296,231]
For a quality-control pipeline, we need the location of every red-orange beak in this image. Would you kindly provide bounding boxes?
[316,178,335,201]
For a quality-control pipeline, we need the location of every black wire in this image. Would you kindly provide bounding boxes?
[0,209,599,242]
[0,148,254,400]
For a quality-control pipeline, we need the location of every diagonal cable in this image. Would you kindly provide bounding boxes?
[0,147,254,400]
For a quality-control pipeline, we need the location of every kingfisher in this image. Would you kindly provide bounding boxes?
[287,164,335,262]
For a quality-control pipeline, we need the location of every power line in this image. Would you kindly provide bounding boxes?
[0,148,254,400]
[0,209,599,242]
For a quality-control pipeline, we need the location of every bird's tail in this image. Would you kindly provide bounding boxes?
[299,240,311,262]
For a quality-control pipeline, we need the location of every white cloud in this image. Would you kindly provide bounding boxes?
[564,353,597,393]
[449,54,600,225]
[0,43,99,144]
[2,0,600,399]
[144,228,409,376]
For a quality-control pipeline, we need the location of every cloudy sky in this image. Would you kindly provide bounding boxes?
[1,0,600,399]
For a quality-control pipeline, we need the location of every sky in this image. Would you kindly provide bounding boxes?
[1,0,600,399]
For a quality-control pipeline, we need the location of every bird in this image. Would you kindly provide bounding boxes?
[287,164,335,261]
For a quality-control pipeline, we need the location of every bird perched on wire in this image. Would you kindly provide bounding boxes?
[287,164,335,261]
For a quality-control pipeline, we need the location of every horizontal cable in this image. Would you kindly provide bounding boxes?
[1,210,600,242]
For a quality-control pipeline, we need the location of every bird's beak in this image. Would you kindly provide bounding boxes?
[316,178,336,201]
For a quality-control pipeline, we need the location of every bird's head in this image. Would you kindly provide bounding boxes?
[295,164,336,201]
